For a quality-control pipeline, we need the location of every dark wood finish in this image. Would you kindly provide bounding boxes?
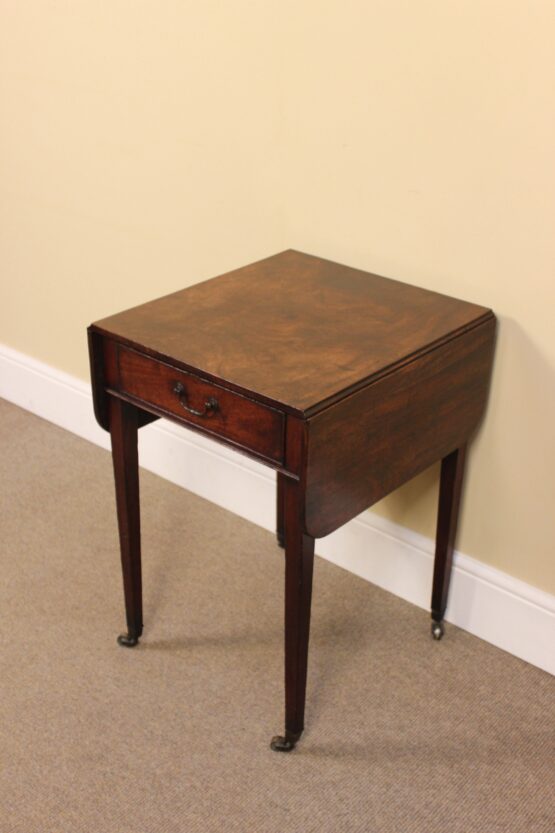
[117,346,285,464]
[109,396,143,647]
[91,249,491,416]
[304,317,495,539]
[271,477,315,752]
[276,472,285,548]
[431,445,467,638]
[87,250,496,750]
[88,329,112,431]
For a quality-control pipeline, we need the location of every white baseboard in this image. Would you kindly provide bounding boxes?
[1,342,554,676]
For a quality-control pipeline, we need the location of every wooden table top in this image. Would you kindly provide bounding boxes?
[92,250,493,416]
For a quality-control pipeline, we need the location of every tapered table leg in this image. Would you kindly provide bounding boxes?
[431,445,467,639]
[276,472,285,548]
[109,397,143,647]
[271,478,315,752]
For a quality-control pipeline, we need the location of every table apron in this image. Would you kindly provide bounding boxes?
[106,388,299,472]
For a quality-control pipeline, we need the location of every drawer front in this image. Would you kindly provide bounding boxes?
[118,347,285,463]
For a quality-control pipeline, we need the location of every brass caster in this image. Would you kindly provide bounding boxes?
[431,621,445,641]
[117,633,140,647]
[270,732,301,752]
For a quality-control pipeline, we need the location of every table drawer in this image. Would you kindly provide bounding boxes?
[118,347,285,463]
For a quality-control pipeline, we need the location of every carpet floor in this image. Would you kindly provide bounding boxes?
[0,398,553,833]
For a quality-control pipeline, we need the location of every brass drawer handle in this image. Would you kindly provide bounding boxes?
[172,382,219,418]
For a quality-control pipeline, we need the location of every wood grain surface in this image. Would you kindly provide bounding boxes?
[117,346,285,464]
[304,317,496,538]
[91,250,492,416]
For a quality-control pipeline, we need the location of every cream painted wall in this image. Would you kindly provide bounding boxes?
[0,1,290,375]
[2,2,554,593]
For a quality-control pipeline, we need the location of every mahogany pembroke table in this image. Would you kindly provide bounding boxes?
[88,250,496,751]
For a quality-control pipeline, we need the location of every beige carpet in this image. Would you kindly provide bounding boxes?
[0,398,553,833]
